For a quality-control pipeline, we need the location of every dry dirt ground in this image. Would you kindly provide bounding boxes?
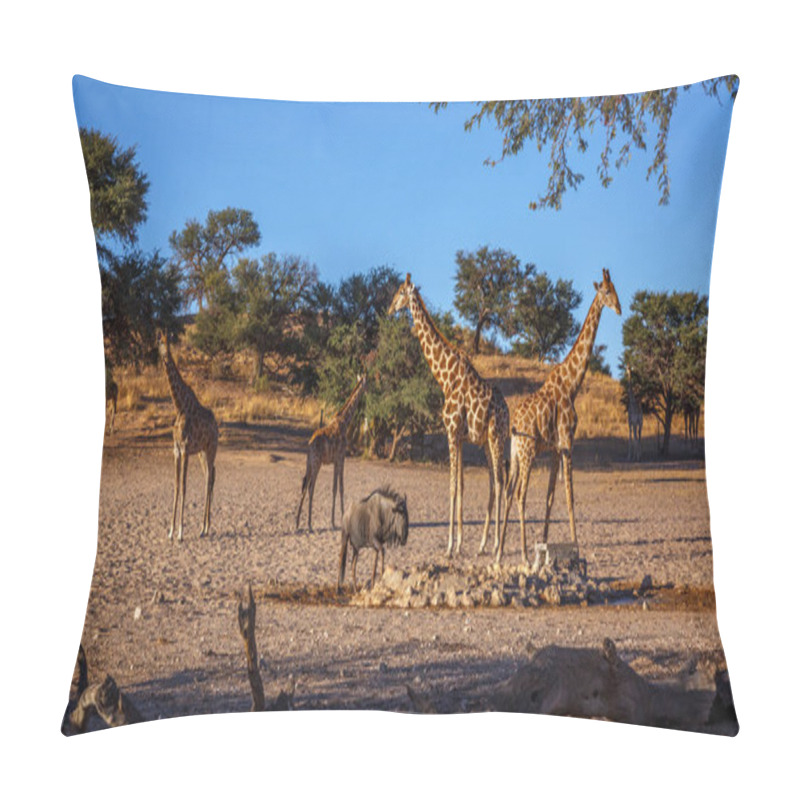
[69,421,728,726]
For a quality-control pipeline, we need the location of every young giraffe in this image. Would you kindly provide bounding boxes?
[157,331,219,542]
[295,373,367,532]
[498,269,621,563]
[625,364,643,462]
[388,274,509,558]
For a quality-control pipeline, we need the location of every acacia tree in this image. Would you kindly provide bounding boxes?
[79,127,149,262]
[169,207,261,310]
[433,76,739,212]
[191,253,317,384]
[365,316,442,460]
[622,290,708,456]
[79,127,181,366]
[511,268,582,361]
[453,246,524,354]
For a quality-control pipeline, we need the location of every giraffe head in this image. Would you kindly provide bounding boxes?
[593,269,622,315]
[388,273,415,316]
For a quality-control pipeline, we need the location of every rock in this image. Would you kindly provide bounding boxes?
[490,588,505,608]
[542,585,562,606]
[445,587,459,608]
[639,574,653,594]
[461,591,476,608]
[133,606,142,621]
[380,567,405,593]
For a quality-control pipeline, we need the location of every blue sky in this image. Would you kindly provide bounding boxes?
[73,75,735,376]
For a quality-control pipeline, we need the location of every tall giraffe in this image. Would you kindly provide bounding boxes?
[388,274,508,558]
[158,331,218,542]
[498,269,621,562]
[295,373,367,532]
[625,364,643,462]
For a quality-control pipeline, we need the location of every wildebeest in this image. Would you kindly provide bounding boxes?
[338,486,409,590]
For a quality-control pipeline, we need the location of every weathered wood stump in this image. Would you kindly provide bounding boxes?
[237,584,266,711]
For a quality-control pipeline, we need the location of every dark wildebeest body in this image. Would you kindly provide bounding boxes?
[338,487,409,590]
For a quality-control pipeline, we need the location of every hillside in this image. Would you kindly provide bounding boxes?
[108,336,696,460]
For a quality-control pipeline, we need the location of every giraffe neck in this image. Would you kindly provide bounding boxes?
[408,289,462,395]
[164,352,198,415]
[558,294,604,400]
[335,378,366,433]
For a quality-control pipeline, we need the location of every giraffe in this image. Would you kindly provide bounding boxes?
[157,331,219,542]
[498,269,621,563]
[105,367,118,436]
[295,373,367,532]
[388,274,509,558]
[625,364,643,462]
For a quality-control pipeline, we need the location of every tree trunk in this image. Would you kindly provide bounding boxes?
[237,584,265,711]
[252,349,265,384]
[388,424,407,462]
[662,405,674,457]
[472,318,484,354]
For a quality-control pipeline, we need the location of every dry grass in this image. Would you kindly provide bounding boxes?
[114,341,322,430]
[111,335,698,443]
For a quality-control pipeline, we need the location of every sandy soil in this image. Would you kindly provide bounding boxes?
[70,422,727,725]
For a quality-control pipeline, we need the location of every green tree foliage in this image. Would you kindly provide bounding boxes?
[453,246,526,353]
[433,76,738,212]
[191,253,318,384]
[511,268,582,362]
[330,265,403,348]
[315,323,368,411]
[101,251,183,367]
[365,316,443,460]
[79,127,150,261]
[169,207,261,310]
[622,290,708,456]
[79,128,181,367]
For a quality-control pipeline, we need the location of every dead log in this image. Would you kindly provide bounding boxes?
[491,638,737,735]
[68,675,143,733]
[237,584,266,711]
[62,645,143,734]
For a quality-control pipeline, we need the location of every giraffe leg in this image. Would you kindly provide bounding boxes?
[169,446,181,542]
[542,452,560,544]
[338,457,345,526]
[478,443,494,555]
[456,440,465,556]
[331,460,339,529]
[491,435,505,557]
[515,453,534,566]
[446,433,459,558]
[177,448,189,543]
[306,461,320,532]
[201,452,215,536]
[562,450,577,544]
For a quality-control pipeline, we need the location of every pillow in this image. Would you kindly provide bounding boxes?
[64,74,738,735]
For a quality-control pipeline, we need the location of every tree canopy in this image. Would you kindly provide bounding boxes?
[453,246,524,353]
[622,290,708,456]
[511,268,582,362]
[169,207,261,310]
[433,76,738,212]
[79,127,150,259]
